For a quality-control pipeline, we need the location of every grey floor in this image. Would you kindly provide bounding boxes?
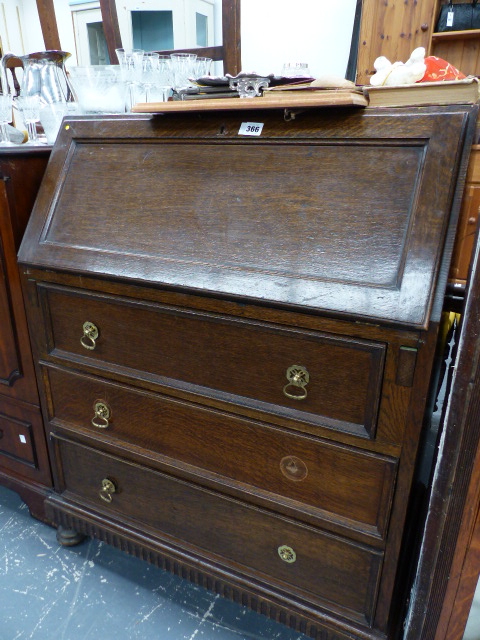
[2,484,479,640]
[0,485,309,640]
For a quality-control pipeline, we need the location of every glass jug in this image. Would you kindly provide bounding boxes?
[1,50,72,103]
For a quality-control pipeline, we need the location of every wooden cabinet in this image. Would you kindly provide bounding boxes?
[449,145,480,284]
[18,105,477,640]
[357,0,480,85]
[430,0,480,79]
[0,149,52,520]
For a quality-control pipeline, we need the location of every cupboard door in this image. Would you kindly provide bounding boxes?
[0,180,27,394]
[356,0,437,85]
[0,154,49,405]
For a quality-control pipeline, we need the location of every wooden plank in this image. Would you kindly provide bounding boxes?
[131,91,368,113]
[403,201,480,639]
[437,469,480,639]
[222,0,241,75]
[431,29,480,41]
[99,0,122,65]
[35,0,61,51]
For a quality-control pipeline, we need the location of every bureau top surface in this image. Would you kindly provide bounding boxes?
[18,105,477,328]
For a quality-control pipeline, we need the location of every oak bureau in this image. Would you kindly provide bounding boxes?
[17,104,477,640]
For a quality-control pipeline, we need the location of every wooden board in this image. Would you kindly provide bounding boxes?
[131,91,368,113]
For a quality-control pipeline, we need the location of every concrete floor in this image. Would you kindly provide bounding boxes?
[1,483,479,640]
[0,485,309,640]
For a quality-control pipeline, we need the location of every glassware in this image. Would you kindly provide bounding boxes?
[141,52,160,102]
[170,53,197,90]
[14,96,44,145]
[281,62,311,78]
[142,55,173,103]
[0,94,14,146]
[67,65,126,114]
[116,48,144,110]
[39,102,70,144]
[2,50,72,103]
[195,57,213,78]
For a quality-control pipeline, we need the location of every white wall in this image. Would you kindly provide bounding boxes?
[241,0,357,78]
[16,0,43,52]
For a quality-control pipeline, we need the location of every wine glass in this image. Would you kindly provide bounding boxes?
[116,48,144,110]
[170,53,197,90]
[0,94,14,146]
[195,57,213,79]
[141,52,160,102]
[14,96,44,145]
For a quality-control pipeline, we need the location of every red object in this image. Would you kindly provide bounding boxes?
[419,56,467,82]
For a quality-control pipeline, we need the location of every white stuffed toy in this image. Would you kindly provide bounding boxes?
[370,47,427,86]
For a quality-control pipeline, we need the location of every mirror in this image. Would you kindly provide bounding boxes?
[18,0,240,74]
[3,1,358,79]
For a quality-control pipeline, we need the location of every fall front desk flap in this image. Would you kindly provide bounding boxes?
[18,105,478,329]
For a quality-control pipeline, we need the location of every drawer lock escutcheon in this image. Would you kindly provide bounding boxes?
[283,365,309,401]
[278,545,296,564]
[91,401,111,429]
[99,478,116,503]
[80,321,99,350]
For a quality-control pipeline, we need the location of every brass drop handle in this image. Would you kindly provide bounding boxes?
[99,478,116,503]
[278,545,296,564]
[80,321,99,350]
[91,401,111,429]
[283,365,310,401]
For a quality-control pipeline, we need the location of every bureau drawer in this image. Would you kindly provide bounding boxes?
[53,435,383,623]
[45,365,397,539]
[39,285,386,439]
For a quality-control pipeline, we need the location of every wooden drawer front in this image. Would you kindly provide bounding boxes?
[0,396,51,485]
[54,435,383,623]
[45,365,397,539]
[0,409,36,465]
[41,285,386,439]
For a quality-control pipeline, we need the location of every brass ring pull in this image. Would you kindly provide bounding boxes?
[278,545,296,564]
[80,321,99,350]
[99,478,116,503]
[280,455,308,482]
[283,365,310,401]
[91,401,111,429]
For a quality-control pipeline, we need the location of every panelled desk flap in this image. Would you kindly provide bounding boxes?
[18,106,477,328]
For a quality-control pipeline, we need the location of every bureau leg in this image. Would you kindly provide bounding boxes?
[56,525,85,547]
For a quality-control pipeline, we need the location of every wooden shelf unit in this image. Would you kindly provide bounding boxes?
[357,0,480,85]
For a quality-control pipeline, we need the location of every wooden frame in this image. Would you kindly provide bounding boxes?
[35,0,241,75]
[403,222,480,640]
